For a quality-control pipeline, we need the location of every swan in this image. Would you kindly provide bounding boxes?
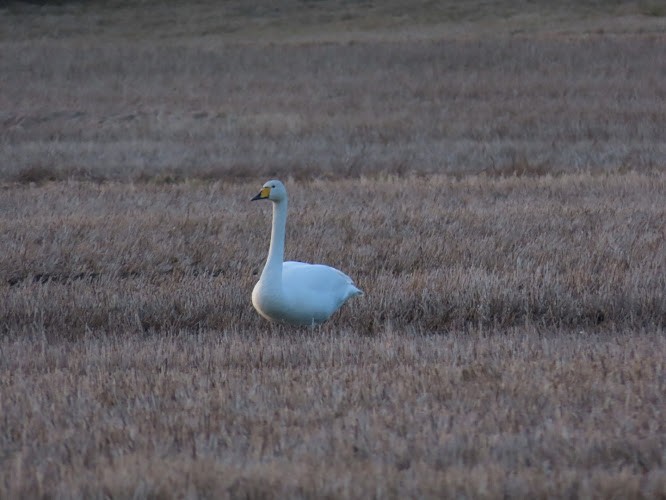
[251,179,363,326]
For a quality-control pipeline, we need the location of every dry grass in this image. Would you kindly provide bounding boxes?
[1,1,665,498]
[1,173,665,497]
[1,2,666,181]
[0,174,665,337]
[2,329,665,498]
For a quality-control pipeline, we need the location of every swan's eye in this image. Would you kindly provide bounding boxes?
[271,184,276,188]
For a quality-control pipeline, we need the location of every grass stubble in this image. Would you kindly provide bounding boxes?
[1,1,665,498]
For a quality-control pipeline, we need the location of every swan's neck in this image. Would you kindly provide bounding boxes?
[262,199,288,284]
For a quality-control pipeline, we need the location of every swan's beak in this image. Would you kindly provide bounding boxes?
[251,187,270,201]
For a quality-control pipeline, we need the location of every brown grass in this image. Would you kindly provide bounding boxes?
[1,174,665,337]
[2,329,665,498]
[1,2,666,182]
[1,174,665,497]
[1,1,665,498]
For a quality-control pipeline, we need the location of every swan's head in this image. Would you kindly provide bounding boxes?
[251,179,287,203]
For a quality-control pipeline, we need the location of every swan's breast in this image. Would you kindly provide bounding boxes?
[252,281,283,321]
[252,278,332,326]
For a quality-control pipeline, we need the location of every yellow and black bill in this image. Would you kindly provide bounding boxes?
[251,186,270,201]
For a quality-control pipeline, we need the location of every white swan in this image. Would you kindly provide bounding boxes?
[251,179,363,326]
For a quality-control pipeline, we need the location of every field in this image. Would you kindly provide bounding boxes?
[1,1,665,498]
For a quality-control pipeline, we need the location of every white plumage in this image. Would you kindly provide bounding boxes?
[251,179,363,326]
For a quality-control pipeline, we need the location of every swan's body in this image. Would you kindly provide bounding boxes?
[251,180,363,326]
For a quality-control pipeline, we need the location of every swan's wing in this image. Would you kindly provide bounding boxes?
[283,261,362,296]
[282,261,363,323]
[255,261,362,325]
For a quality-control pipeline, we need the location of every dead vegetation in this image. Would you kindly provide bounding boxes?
[1,173,665,497]
[1,2,666,182]
[2,328,665,498]
[0,173,665,338]
[1,1,665,498]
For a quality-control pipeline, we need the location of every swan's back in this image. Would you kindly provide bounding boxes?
[283,261,362,299]
[279,261,362,325]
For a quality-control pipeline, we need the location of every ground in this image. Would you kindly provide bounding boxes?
[0,1,665,498]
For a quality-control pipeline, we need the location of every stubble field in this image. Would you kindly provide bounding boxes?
[1,1,665,498]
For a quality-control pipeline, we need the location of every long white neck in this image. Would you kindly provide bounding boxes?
[261,198,288,284]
